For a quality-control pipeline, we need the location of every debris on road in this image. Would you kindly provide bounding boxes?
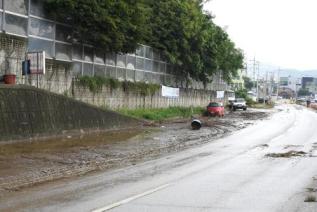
[304,195,317,202]
[0,109,272,195]
[191,119,202,130]
[265,150,307,158]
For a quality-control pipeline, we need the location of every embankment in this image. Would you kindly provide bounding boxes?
[0,85,140,142]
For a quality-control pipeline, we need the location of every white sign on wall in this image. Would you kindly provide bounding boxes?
[217,91,225,99]
[162,85,179,98]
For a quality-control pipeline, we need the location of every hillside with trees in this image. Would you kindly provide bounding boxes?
[44,0,244,86]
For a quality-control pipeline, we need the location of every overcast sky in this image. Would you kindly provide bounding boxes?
[204,0,317,70]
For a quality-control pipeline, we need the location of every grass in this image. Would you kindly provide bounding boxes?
[118,107,205,121]
[250,103,274,109]
[305,195,317,202]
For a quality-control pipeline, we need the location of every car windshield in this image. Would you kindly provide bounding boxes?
[208,102,220,107]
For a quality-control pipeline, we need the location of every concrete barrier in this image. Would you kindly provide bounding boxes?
[0,85,141,142]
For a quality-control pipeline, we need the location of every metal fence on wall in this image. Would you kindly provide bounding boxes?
[0,0,230,93]
[0,0,176,86]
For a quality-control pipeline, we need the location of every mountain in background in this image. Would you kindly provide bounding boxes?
[246,63,317,79]
[278,69,317,78]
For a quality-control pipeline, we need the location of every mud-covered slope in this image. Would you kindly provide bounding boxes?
[0,85,141,142]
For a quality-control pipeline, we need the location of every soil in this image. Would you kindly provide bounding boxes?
[265,151,307,158]
[0,108,272,196]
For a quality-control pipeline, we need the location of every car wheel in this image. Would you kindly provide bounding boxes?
[243,108,247,111]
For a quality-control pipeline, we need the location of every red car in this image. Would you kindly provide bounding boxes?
[207,102,225,117]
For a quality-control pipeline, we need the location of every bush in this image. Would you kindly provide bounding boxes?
[118,107,204,121]
[235,89,248,99]
[77,76,119,93]
[245,97,256,106]
[235,89,255,106]
[77,76,160,95]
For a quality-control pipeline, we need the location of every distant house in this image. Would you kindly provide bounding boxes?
[230,69,245,91]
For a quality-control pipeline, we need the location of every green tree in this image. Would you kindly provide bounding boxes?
[243,76,254,90]
[44,0,146,53]
[235,88,248,99]
[44,0,244,85]
[143,0,243,85]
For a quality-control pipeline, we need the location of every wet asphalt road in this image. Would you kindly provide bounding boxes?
[2,104,317,211]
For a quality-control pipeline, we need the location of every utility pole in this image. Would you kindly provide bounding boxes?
[250,57,257,82]
[256,61,260,100]
[250,57,260,99]
[276,67,280,97]
[265,71,269,100]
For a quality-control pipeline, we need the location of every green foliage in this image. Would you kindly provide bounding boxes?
[76,75,104,93]
[235,88,255,106]
[44,0,145,53]
[245,97,256,106]
[77,76,160,95]
[143,0,244,84]
[251,103,274,109]
[119,107,204,121]
[78,76,120,92]
[297,88,310,96]
[243,76,254,90]
[45,0,244,84]
[235,88,248,99]
[121,81,160,96]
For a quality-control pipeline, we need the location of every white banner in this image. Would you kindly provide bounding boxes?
[162,85,179,98]
[217,91,225,99]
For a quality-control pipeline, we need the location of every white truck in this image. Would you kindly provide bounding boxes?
[231,98,247,111]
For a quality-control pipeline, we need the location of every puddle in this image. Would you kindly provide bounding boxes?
[0,130,144,156]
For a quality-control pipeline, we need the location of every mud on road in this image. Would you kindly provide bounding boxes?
[0,109,271,195]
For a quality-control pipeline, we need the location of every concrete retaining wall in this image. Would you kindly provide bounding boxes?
[71,85,222,110]
[0,85,140,142]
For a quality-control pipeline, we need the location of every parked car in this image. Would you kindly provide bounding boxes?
[207,102,225,117]
[296,97,306,105]
[232,98,247,111]
[257,97,270,104]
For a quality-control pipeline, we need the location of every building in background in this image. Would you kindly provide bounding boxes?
[277,76,301,99]
[304,78,317,94]
[230,69,245,91]
[279,77,289,86]
[279,76,301,92]
[301,77,314,89]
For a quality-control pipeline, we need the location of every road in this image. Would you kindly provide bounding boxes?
[2,104,317,211]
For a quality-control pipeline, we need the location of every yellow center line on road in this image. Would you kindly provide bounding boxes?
[91,183,171,212]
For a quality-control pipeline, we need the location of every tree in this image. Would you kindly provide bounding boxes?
[44,0,244,85]
[243,76,254,90]
[142,0,244,85]
[44,0,146,53]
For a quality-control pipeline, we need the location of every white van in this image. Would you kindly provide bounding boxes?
[247,91,257,101]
